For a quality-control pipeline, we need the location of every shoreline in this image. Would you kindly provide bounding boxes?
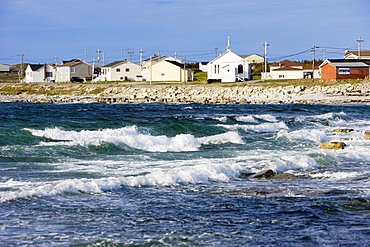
[0,81,370,104]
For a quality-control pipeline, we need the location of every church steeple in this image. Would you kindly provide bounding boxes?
[226,36,231,51]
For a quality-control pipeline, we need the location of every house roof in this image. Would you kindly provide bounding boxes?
[103,60,136,68]
[143,55,176,62]
[273,66,303,71]
[165,60,192,69]
[58,60,90,67]
[239,54,264,59]
[29,64,44,71]
[320,59,370,68]
[147,60,191,69]
[344,50,370,57]
[270,60,303,67]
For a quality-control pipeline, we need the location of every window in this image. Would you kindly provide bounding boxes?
[71,67,75,73]
[161,73,165,76]
[238,64,243,73]
[116,68,121,72]
[125,68,130,72]
[214,64,220,74]
[338,68,350,74]
[46,72,53,77]
[279,75,285,78]
[65,68,69,73]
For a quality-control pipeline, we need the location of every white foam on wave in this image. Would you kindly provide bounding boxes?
[235,116,258,123]
[309,171,365,180]
[254,114,279,122]
[277,129,330,144]
[244,151,318,174]
[215,116,228,123]
[0,159,243,202]
[236,114,278,123]
[26,127,244,152]
[198,131,244,145]
[222,121,288,133]
[319,144,370,162]
[295,112,347,122]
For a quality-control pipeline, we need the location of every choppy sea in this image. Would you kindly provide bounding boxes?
[0,102,369,246]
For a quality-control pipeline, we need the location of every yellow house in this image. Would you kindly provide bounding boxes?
[146,60,193,82]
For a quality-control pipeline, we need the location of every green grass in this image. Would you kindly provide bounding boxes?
[193,72,207,82]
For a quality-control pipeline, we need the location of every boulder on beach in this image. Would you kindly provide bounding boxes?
[320,141,346,149]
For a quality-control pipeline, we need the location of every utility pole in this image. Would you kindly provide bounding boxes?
[214,47,218,58]
[356,36,364,59]
[173,51,179,60]
[149,56,152,85]
[96,49,101,67]
[312,44,316,81]
[183,55,187,83]
[92,58,95,80]
[19,52,24,83]
[84,47,87,62]
[322,48,326,61]
[139,48,145,66]
[54,55,59,66]
[127,48,134,62]
[156,51,161,56]
[262,41,270,80]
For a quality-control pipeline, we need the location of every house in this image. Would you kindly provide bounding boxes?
[0,63,10,72]
[141,55,181,68]
[146,60,193,82]
[344,51,370,59]
[55,60,92,82]
[141,55,181,80]
[262,60,320,80]
[319,59,370,82]
[207,38,251,82]
[239,54,264,64]
[24,64,56,83]
[95,61,142,82]
[198,62,208,72]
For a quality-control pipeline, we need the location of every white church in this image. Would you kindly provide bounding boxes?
[207,37,251,83]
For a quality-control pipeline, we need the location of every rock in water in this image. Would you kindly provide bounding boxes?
[332,129,354,133]
[249,169,275,179]
[364,132,370,140]
[320,141,346,149]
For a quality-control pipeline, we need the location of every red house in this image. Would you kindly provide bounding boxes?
[319,59,370,82]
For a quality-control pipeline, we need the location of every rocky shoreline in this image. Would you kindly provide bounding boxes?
[0,81,370,104]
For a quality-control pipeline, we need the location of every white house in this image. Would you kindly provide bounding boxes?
[95,61,142,82]
[0,63,10,72]
[207,38,251,82]
[198,62,208,72]
[24,64,56,83]
[262,60,320,80]
[55,60,92,82]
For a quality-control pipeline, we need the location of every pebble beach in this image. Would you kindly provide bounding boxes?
[1,81,370,104]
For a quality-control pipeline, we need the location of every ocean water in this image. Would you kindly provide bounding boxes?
[0,102,369,246]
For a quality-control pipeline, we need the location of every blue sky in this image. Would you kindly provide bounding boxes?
[1,0,369,65]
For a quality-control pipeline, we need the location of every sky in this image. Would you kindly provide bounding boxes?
[0,0,369,65]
